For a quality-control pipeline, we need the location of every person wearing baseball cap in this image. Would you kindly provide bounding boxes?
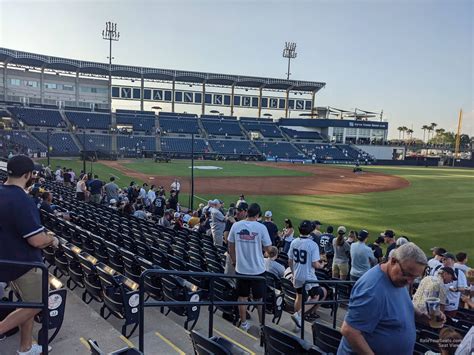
[332,226,351,280]
[427,247,447,276]
[442,252,468,317]
[0,155,59,353]
[262,210,279,246]
[412,266,454,314]
[381,230,396,261]
[223,202,249,274]
[288,220,327,328]
[349,230,378,282]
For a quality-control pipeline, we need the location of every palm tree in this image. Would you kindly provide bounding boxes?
[426,126,433,142]
[421,125,429,142]
[429,123,437,140]
[397,126,403,140]
[435,128,445,136]
[401,126,409,140]
[407,129,414,140]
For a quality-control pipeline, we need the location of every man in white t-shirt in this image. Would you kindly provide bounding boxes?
[288,220,327,328]
[442,253,468,317]
[228,203,272,332]
[427,247,446,276]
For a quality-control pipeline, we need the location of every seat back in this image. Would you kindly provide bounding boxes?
[280,278,296,312]
[311,322,342,353]
[190,330,231,355]
[263,325,317,355]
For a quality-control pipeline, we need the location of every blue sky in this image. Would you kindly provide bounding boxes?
[1,0,472,138]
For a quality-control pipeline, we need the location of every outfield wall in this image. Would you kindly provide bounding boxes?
[356,145,404,160]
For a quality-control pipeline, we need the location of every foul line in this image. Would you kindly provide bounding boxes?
[213,328,256,355]
[155,331,186,355]
[194,194,209,203]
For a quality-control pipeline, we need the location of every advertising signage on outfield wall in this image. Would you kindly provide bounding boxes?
[111,86,312,111]
[279,118,388,129]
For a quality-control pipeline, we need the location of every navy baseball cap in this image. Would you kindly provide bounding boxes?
[299,220,314,235]
[358,230,369,240]
[236,202,249,211]
[439,266,457,280]
[7,155,35,177]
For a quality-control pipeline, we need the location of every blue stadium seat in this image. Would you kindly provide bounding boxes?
[295,143,351,160]
[77,134,112,151]
[241,121,283,138]
[208,140,258,155]
[116,113,155,133]
[281,127,323,140]
[201,119,243,137]
[159,117,200,134]
[33,132,80,154]
[253,141,302,159]
[65,111,111,129]
[117,135,156,152]
[3,130,46,151]
[9,107,65,128]
[160,137,208,153]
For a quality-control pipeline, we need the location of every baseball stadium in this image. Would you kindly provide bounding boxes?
[0,3,473,355]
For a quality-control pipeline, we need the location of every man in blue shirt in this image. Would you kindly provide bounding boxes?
[88,175,104,204]
[338,242,439,355]
[0,155,59,354]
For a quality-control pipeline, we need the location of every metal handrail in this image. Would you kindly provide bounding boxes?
[300,279,355,340]
[0,260,49,355]
[138,269,267,352]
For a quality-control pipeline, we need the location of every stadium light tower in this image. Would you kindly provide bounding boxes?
[102,21,120,110]
[282,42,297,80]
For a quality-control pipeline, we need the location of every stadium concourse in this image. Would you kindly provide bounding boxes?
[0,158,473,355]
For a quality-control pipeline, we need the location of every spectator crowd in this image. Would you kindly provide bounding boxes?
[0,157,472,355]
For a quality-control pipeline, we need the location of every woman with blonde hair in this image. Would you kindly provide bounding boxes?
[76,174,88,201]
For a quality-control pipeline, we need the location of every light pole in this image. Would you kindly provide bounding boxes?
[102,21,120,110]
[46,129,52,166]
[190,133,195,210]
[82,128,86,173]
[282,42,297,80]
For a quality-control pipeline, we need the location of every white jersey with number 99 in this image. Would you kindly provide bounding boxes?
[288,236,320,289]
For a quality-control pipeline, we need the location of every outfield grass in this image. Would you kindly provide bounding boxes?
[40,159,474,262]
[123,159,310,177]
[40,159,146,187]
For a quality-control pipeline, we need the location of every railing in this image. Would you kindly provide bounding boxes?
[138,269,267,353]
[300,279,355,340]
[0,260,50,355]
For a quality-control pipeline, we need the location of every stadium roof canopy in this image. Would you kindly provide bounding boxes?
[0,48,326,93]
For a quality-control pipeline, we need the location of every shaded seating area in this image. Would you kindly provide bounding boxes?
[9,106,66,127]
[66,111,111,130]
[33,131,80,154]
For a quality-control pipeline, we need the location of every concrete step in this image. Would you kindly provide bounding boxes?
[0,290,126,355]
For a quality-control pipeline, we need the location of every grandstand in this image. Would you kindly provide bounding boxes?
[253,141,303,159]
[208,139,258,155]
[241,120,284,138]
[159,115,200,135]
[160,136,209,153]
[32,131,80,155]
[65,111,111,130]
[116,110,155,133]
[9,106,65,128]
[201,118,243,137]
[117,135,156,152]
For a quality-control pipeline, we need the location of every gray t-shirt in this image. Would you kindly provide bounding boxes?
[350,241,377,278]
[333,238,351,264]
[104,182,119,200]
[210,207,225,238]
[265,258,285,278]
[228,220,272,275]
